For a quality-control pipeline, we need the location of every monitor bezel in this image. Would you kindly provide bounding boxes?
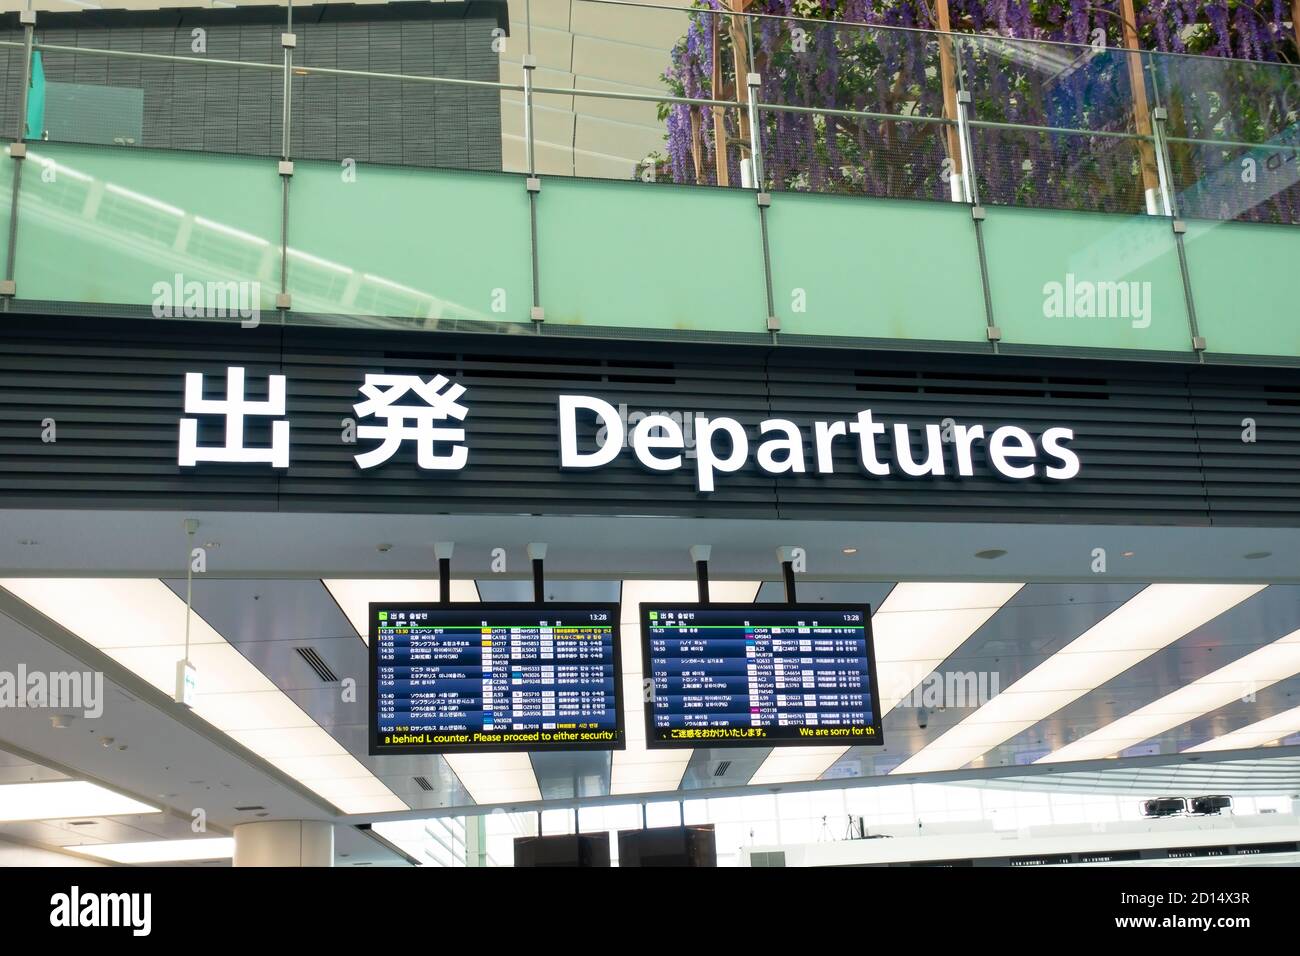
[638,601,882,750]
[369,601,626,756]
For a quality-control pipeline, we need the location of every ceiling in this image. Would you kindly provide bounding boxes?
[4,506,1300,865]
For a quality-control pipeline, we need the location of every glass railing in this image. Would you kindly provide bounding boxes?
[3,0,1299,224]
[2,0,1300,360]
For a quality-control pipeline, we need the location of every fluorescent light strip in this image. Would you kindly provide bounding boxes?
[323,578,481,644]
[748,582,1025,786]
[892,584,1266,775]
[873,582,1026,714]
[0,781,157,823]
[69,838,234,864]
[610,579,761,796]
[442,752,542,805]
[1039,626,1300,763]
[0,579,406,815]
[1185,703,1300,754]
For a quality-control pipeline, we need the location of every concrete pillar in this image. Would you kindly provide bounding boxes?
[233,820,334,867]
[465,815,488,867]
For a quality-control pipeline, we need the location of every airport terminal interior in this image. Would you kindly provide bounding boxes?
[1,0,1300,873]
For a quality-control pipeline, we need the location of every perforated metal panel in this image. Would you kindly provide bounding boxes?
[0,2,505,171]
[1,314,1299,526]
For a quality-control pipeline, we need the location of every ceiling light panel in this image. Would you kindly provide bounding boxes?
[872,582,1025,713]
[0,579,406,815]
[323,578,481,644]
[0,781,157,823]
[1040,627,1300,763]
[1185,703,1300,754]
[69,837,234,864]
[892,584,1266,775]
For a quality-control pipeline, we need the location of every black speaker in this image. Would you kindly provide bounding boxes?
[1141,797,1187,818]
[1189,795,1233,815]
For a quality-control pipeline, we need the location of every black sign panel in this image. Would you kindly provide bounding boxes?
[369,602,624,754]
[640,603,882,749]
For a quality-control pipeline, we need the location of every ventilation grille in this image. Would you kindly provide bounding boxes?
[713,761,732,778]
[413,776,434,792]
[234,805,266,812]
[853,368,1110,401]
[294,647,340,683]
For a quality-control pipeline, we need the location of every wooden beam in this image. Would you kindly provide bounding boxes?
[710,11,729,187]
[1120,0,1163,209]
[727,0,752,182]
[934,0,965,193]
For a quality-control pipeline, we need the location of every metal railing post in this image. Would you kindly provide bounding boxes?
[2,9,36,305]
[1149,108,1176,219]
[746,72,778,335]
[954,91,977,205]
[276,6,296,315]
[523,51,543,326]
[523,53,536,177]
[952,39,978,207]
[745,71,763,189]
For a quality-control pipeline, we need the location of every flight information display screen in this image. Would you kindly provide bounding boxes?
[641,603,882,749]
[370,603,624,754]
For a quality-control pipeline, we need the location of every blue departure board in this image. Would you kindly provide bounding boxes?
[369,603,625,754]
[640,603,882,748]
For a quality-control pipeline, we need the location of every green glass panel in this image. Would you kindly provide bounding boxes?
[14,143,280,315]
[768,193,987,342]
[1183,219,1300,357]
[536,179,767,334]
[287,162,532,324]
[982,206,1192,352]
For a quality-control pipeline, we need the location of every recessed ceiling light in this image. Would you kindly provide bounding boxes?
[0,782,157,822]
[974,549,1007,559]
[2,578,407,815]
[894,583,1265,774]
[203,541,220,549]
[1040,625,1300,764]
[68,838,234,864]
[841,547,858,555]
[1121,551,1135,557]
[1244,551,1272,560]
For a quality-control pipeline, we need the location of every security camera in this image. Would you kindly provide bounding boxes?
[917,707,929,730]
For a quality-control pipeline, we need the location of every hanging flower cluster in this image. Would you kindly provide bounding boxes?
[658,1,1300,221]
